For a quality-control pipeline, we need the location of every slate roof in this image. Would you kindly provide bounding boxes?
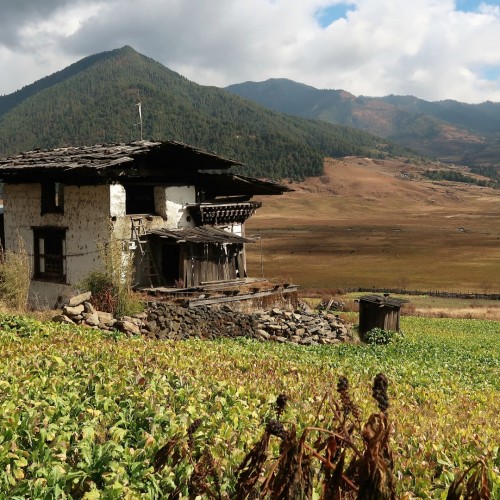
[0,140,292,195]
[0,140,241,179]
[359,295,409,307]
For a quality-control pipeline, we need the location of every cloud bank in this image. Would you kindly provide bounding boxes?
[1,0,500,103]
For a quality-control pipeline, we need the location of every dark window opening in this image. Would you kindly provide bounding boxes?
[41,182,64,214]
[124,185,155,215]
[33,228,66,283]
[161,244,181,285]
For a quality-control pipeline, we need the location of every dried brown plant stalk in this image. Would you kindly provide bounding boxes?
[446,459,491,500]
[234,375,397,499]
[153,376,492,500]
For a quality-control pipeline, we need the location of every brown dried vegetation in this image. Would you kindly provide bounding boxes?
[247,157,500,293]
[152,374,492,499]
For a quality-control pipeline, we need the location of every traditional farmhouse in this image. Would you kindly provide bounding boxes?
[0,140,291,306]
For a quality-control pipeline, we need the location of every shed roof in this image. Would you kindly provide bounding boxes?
[147,226,257,244]
[359,295,409,308]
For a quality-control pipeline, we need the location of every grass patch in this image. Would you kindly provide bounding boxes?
[0,233,31,311]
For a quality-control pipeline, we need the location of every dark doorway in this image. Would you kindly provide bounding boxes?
[161,244,181,285]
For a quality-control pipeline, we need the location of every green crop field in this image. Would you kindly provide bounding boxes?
[0,314,498,498]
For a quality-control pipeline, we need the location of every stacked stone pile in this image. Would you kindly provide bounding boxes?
[52,291,118,330]
[253,307,351,345]
[54,294,354,345]
[140,303,256,340]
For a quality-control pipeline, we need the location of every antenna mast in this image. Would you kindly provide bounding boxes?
[135,92,143,141]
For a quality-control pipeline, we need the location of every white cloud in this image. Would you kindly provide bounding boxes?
[0,0,499,102]
[19,3,102,41]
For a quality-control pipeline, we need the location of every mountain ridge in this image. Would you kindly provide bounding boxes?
[0,47,408,180]
[226,78,500,167]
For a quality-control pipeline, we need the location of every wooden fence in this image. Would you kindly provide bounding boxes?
[347,287,500,301]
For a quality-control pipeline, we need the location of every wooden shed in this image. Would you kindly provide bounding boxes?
[146,226,256,287]
[358,294,408,335]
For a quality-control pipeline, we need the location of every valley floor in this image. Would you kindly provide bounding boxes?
[247,157,500,293]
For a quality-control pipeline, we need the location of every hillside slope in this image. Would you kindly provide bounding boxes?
[246,157,500,291]
[226,78,500,167]
[0,47,408,180]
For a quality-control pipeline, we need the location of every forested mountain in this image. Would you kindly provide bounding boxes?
[226,78,500,167]
[380,94,500,135]
[0,47,408,180]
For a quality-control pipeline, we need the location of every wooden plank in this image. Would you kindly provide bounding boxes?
[200,278,267,286]
[188,286,298,307]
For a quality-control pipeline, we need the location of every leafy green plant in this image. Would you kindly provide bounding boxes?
[0,314,498,497]
[0,315,43,338]
[363,327,403,345]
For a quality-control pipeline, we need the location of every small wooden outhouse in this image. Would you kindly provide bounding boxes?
[358,294,408,335]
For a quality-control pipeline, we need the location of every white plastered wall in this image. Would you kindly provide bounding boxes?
[2,181,237,305]
[3,183,116,306]
[110,183,126,217]
[155,185,196,228]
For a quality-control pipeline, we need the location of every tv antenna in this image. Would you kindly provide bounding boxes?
[135,91,143,141]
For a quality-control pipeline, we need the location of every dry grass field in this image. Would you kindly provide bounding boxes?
[246,157,500,295]
[330,292,500,321]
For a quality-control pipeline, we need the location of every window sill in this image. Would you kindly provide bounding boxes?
[32,276,67,285]
[41,209,64,216]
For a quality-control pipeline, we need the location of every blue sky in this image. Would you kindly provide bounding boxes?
[457,0,496,12]
[316,3,355,27]
[481,66,500,81]
[315,1,496,28]
[1,0,500,103]
[315,1,495,27]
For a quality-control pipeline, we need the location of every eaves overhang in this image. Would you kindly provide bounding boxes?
[146,226,256,244]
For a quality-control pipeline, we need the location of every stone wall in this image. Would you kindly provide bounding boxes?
[55,292,355,345]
